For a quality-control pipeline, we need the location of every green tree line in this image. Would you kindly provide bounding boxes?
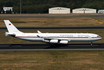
[0,0,104,13]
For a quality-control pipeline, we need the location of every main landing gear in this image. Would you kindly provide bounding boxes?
[91,42,93,45]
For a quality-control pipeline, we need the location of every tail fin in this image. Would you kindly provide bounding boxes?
[4,20,22,33]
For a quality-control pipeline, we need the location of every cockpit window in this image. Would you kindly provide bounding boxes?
[97,36,100,37]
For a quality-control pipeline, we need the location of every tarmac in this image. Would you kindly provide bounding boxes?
[0,14,104,18]
[0,43,104,51]
[1,27,104,30]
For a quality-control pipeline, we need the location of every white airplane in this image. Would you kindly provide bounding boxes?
[4,20,102,45]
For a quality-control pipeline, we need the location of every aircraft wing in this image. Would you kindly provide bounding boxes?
[37,35,68,44]
[37,30,68,44]
[37,35,52,40]
[37,30,53,40]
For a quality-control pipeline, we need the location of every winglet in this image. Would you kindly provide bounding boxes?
[37,30,42,33]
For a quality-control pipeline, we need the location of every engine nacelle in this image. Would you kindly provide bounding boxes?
[50,40,58,43]
[60,40,68,44]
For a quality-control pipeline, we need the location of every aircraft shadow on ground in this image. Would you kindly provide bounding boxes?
[44,44,69,49]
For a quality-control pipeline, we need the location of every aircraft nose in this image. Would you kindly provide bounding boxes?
[99,37,102,40]
[97,35,102,40]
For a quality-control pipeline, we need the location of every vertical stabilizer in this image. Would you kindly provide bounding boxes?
[4,20,22,33]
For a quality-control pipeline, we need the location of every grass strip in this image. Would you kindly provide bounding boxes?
[0,17,104,27]
[0,50,103,70]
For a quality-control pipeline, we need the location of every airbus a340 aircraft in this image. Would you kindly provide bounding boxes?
[4,20,102,45]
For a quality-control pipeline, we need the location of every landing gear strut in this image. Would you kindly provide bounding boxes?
[91,42,93,45]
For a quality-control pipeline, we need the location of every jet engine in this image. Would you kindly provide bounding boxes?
[50,40,58,43]
[60,40,68,44]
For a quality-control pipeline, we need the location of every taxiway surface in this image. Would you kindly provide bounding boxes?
[0,14,104,18]
[0,43,104,51]
[1,27,104,30]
